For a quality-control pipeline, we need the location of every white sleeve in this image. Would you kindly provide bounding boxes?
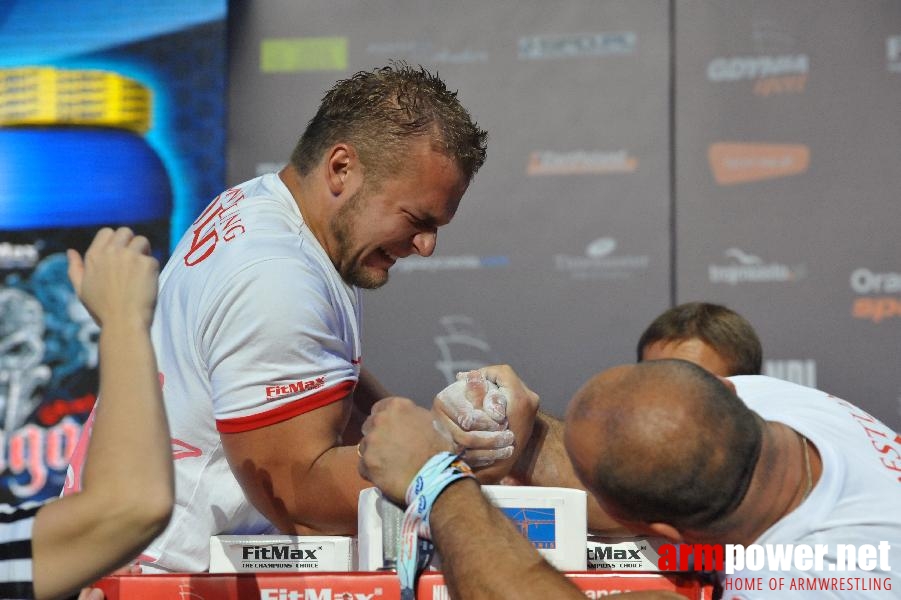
[203,257,358,433]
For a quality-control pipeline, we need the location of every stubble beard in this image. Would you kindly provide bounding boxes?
[331,188,389,290]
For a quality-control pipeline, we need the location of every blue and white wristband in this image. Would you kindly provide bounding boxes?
[397,451,475,599]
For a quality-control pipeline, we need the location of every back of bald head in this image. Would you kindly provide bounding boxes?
[564,359,762,531]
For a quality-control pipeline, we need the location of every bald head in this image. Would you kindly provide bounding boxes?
[564,360,762,531]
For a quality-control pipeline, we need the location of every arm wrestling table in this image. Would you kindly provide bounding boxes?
[96,571,715,599]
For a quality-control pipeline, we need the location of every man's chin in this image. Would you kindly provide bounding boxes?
[344,267,389,289]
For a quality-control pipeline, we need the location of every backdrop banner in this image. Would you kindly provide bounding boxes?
[227,0,901,433]
[0,0,227,503]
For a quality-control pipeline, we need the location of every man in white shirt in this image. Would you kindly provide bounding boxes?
[65,63,537,573]
[360,359,901,599]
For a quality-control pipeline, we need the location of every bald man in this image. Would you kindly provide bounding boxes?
[492,302,763,521]
[359,360,901,599]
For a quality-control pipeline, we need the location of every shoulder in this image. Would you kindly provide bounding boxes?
[173,174,305,269]
[730,376,832,415]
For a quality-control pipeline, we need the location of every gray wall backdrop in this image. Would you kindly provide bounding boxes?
[226,0,901,431]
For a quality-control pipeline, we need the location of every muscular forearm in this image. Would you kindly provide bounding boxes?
[512,411,629,534]
[430,479,586,600]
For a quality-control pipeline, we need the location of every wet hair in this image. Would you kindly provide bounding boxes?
[290,61,488,184]
[636,302,762,376]
[583,360,763,530]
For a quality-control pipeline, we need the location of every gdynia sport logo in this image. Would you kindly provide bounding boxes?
[657,541,893,592]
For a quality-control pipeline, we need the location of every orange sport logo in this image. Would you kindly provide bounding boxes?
[708,142,809,185]
[850,268,901,323]
[853,298,901,323]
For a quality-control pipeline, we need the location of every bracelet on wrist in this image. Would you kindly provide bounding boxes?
[396,452,474,598]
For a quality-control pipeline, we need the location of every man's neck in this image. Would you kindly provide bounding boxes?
[279,164,329,251]
[706,420,822,546]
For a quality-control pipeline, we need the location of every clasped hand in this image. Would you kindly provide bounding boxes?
[358,365,539,504]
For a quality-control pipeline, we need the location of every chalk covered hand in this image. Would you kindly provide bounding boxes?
[431,369,516,468]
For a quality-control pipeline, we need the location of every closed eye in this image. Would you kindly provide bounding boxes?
[405,211,437,232]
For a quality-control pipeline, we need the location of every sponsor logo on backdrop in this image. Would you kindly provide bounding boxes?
[708,142,809,185]
[764,359,817,387]
[433,316,495,384]
[3,418,81,498]
[709,248,805,285]
[527,150,638,176]
[394,254,509,273]
[887,35,901,73]
[0,242,40,269]
[260,37,348,73]
[706,53,808,97]
[850,267,901,323]
[366,40,488,64]
[518,32,636,60]
[555,237,649,280]
[751,20,798,53]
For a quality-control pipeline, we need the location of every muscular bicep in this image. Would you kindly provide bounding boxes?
[204,258,367,534]
[343,368,391,445]
[220,396,370,535]
[205,258,361,430]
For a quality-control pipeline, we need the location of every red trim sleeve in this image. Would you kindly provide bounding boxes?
[215,380,355,434]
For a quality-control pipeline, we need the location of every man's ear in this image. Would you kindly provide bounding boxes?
[325,144,357,196]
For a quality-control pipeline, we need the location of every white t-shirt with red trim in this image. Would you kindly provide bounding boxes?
[67,173,363,572]
[720,376,901,599]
